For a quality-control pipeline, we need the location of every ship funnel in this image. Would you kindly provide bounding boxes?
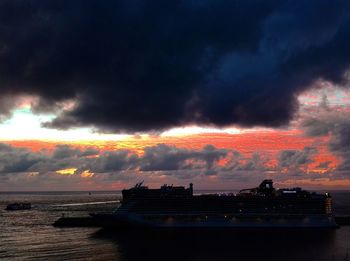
[189,183,193,195]
[258,179,274,193]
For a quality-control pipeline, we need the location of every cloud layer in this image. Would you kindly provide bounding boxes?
[302,103,350,177]
[0,142,336,190]
[1,0,350,132]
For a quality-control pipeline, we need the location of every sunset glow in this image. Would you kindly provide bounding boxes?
[1,87,350,190]
[2,3,350,261]
[1,1,350,191]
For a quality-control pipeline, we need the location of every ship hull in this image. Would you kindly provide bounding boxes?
[92,213,338,229]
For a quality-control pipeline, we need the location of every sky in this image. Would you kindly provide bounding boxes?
[1,0,350,191]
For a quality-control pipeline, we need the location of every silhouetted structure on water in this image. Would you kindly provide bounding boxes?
[91,180,338,228]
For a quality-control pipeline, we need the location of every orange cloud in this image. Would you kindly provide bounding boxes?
[277,178,350,189]
[2,129,320,154]
[2,128,342,187]
[81,170,94,178]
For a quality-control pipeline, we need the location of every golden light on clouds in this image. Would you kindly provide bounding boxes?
[81,170,94,178]
[56,168,77,175]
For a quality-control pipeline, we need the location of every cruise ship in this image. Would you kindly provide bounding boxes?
[92,180,338,229]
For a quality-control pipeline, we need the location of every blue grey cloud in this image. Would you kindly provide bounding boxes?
[0,1,349,132]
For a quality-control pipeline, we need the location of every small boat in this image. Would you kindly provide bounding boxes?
[5,203,31,211]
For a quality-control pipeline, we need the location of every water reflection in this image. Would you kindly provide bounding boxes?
[93,229,339,261]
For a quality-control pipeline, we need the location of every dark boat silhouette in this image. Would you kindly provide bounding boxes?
[6,203,31,211]
[91,180,338,229]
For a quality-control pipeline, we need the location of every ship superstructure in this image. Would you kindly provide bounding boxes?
[94,180,337,228]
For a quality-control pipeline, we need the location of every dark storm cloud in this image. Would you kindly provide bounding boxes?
[0,1,350,132]
[0,96,22,122]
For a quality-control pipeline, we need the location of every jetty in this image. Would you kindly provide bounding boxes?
[6,203,31,211]
[53,216,101,227]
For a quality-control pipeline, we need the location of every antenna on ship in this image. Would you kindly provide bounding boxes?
[134,181,144,188]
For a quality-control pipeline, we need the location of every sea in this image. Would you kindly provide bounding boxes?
[0,190,349,261]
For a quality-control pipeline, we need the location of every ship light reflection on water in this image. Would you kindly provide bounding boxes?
[303,217,310,224]
[165,217,174,224]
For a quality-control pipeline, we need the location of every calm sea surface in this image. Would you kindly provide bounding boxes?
[0,190,349,261]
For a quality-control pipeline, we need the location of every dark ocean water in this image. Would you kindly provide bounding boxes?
[0,191,349,261]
